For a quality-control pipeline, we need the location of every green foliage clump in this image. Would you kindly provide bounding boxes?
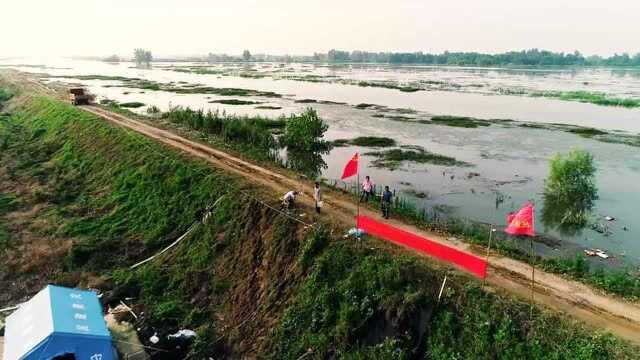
[271,242,636,359]
[0,88,14,103]
[164,106,283,160]
[534,91,640,108]
[337,136,397,147]
[366,147,470,170]
[280,108,330,153]
[543,149,598,230]
[133,48,153,67]
[567,127,609,138]
[270,244,431,359]
[209,99,261,105]
[118,101,145,108]
[146,105,161,114]
[430,115,492,128]
[298,227,329,269]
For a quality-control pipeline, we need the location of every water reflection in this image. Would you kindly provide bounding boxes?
[285,148,329,179]
[541,193,595,237]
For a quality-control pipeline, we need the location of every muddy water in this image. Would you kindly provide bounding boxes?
[2,59,640,264]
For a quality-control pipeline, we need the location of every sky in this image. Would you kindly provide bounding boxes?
[2,0,640,58]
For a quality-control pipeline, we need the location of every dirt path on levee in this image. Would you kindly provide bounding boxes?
[3,70,639,345]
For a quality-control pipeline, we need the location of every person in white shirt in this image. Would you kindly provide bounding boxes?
[313,182,322,213]
[360,176,374,203]
[283,190,299,209]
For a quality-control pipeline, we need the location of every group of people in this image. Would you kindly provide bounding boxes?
[282,175,393,219]
[359,176,393,219]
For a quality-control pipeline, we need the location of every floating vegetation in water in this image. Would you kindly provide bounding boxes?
[164,85,282,97]
[119,101,145,108]
[355,103,377,109]
[519,123,548,129]
[294,99,318,103]
[354,80,422,92]
[366,147,471,170]
[386,115,415,122]
[331,136,397,148]
[209,99,262,105]
[566,127,609,138]
[330,139,351,147]
[45,74,282,98]
[532,90,640,108]
[47,74,142,82]
[317,100,347,105]
[404,188,430,199]
[429,115,492,128]
[255,105,283,110]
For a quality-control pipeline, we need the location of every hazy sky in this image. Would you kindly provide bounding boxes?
[3,0,639,57]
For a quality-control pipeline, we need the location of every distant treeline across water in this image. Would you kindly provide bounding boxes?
[93,48,640,67]
[320,49,640,66]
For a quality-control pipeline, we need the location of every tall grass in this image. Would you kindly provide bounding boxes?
[269,243,636,359]
[3,96,237,270]
[163,106,284,161]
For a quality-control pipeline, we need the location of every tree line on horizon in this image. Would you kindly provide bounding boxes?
[320,49,640,66]
[209,48,640,66]
[101,48,640,67]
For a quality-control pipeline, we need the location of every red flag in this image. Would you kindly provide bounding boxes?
[341,153,359,180]
[505,202,535,237]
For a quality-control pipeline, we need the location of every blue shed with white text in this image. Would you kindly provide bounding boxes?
[3,285,116,360]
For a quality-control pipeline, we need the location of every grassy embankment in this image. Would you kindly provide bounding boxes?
[1,86,638,358]
[100,99,640,301]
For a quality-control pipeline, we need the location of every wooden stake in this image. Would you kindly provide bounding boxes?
[530,237,535,319]
[437,275,448,303]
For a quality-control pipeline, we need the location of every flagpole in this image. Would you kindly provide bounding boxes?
[530,203,536,318]
[356,153,360,231]
[482,224,494,288]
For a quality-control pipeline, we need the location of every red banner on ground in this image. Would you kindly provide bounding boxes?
[356,215,487,279]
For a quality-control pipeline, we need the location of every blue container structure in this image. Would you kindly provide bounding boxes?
[3,285,117,360]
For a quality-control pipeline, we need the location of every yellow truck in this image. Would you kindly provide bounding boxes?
[68,87,95,105]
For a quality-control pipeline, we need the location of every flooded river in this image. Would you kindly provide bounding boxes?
[2,58,640,265]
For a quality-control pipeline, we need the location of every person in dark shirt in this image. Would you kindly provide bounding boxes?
[381,186,393,219]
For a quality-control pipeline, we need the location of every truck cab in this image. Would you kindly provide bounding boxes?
[69,87,95,105]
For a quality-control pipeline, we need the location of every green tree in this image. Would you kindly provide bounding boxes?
[242,49,251,61]
[281,108,330,178]
[281,108,329,152]
[103,55,120,63]
[133,48,153,67]
[542,149,598,233]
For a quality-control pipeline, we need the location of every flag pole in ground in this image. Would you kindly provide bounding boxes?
[530,203,536,318]
[356,156,360,230]
[482,224,494,288]
[504,201,536,320]
[340,152,360,239]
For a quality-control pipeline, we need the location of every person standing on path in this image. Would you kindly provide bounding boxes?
[313,182,323,214]
[381,185,393,219]
[360,176,374,203]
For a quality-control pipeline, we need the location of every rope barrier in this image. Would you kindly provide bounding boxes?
[129,196,225,269]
